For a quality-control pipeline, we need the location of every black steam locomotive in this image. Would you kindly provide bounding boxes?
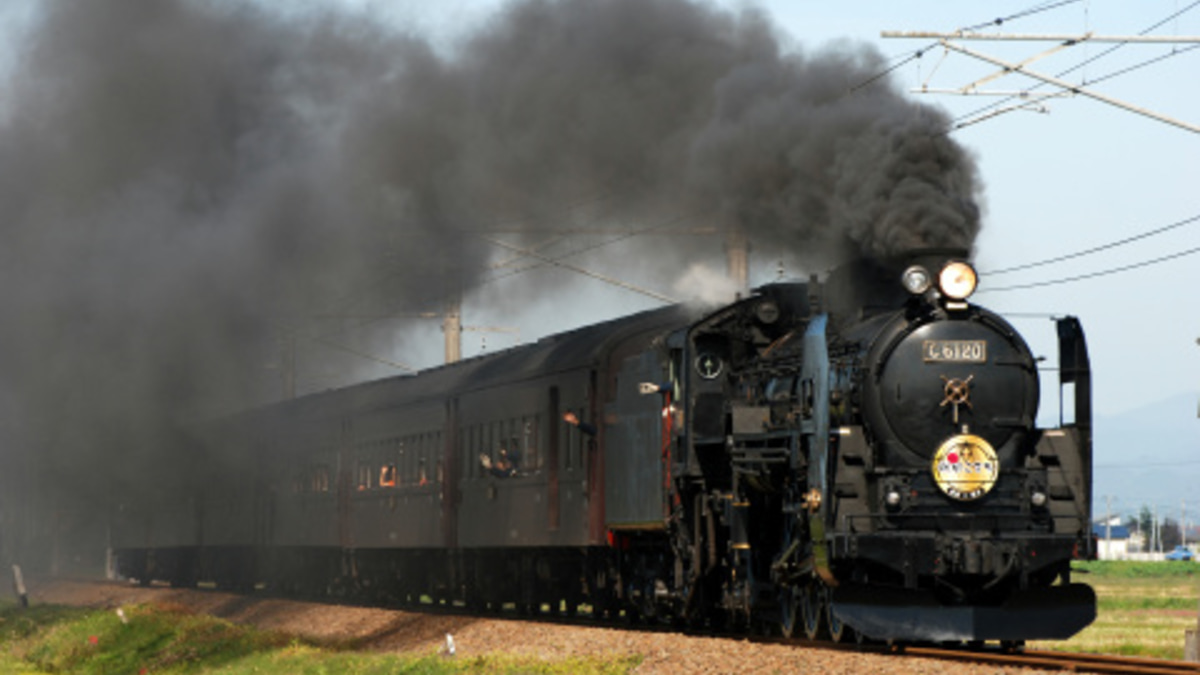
[112,249,1095,644]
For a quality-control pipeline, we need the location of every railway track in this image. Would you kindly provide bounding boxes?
[41,578,1200,674]
[905,645,1200,675]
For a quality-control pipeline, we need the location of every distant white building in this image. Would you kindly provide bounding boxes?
[1093,523,1131,560]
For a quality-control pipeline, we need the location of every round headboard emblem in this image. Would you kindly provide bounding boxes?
[931,434,999,501]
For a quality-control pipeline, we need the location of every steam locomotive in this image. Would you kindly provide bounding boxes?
[112,249,1095,644]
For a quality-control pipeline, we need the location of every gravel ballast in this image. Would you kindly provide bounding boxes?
[29,579,1058,674]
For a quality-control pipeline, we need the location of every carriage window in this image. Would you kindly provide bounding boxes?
[564,414,574,470]
[398,439,407,485]
[357,463,372,491]
[523,417,539,470]
[312,465,330,493]
[508,426,521,473]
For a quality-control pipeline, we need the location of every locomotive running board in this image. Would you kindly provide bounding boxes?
[831,583,1096,642]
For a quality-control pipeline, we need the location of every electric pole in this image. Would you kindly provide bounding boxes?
[443,294,462,364]
[725,227,749,296]
[1104,495,1112,560]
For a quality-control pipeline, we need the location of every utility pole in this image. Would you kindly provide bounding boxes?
[443,294,462,364]
[1154,504,1161,554]
[1104,495,1112,561]
[725,227,749,297]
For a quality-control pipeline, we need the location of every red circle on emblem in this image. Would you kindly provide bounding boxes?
[947,452,959,464]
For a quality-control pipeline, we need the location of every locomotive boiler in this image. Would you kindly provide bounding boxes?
[112,249,1094,644]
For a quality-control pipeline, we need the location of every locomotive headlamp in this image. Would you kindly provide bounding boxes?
[901,265,933,295]
[755,299,781,324]
[885,490,902,507]
[937,261,978,300]
[1030,490,1048,507]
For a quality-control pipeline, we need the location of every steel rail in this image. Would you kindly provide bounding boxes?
[904,645,1200,674]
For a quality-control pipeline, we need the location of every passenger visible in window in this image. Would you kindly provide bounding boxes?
[480,447,517,478]
[506,440,521,474]
[563,411,597,437]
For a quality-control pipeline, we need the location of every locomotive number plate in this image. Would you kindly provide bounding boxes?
[923,340,987,363]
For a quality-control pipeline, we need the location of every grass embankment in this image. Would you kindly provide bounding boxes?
[0,602,638,675]
[1032,560,1200,660]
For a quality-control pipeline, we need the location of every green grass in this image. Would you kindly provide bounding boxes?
[1074,560,1200,580]
[0,602,639,675]
[1030,561,1200,660]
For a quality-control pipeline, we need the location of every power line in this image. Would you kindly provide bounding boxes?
[959,0,1085,32]
[978,244,1200,292]
[980,212,1200,276]
[294,209,696,367]
[846,49,930,96]
[1096,459,1200,469]
[476,210,696,290]
[479,234,677,304]
[1086,42,1200,85]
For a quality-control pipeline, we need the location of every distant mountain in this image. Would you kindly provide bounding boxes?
[1091,393,1200,516]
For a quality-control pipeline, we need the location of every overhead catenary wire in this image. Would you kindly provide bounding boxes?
[980,212,1200,275]
[476,210,697,290]
[977,244,1200,292]
[958,0,1086,33]
[1095,459,1200,469]
[1081,42,1200,86]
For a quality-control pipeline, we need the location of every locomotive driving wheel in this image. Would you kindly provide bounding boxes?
[800,582,822,640]
[779,586,801,638]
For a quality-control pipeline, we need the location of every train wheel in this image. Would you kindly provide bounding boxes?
[779,586,801,638]
[824,587,852,643]
[826,607,850,643]
[800,583,821,640]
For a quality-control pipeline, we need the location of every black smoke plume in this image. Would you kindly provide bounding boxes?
[0,0,981,561]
